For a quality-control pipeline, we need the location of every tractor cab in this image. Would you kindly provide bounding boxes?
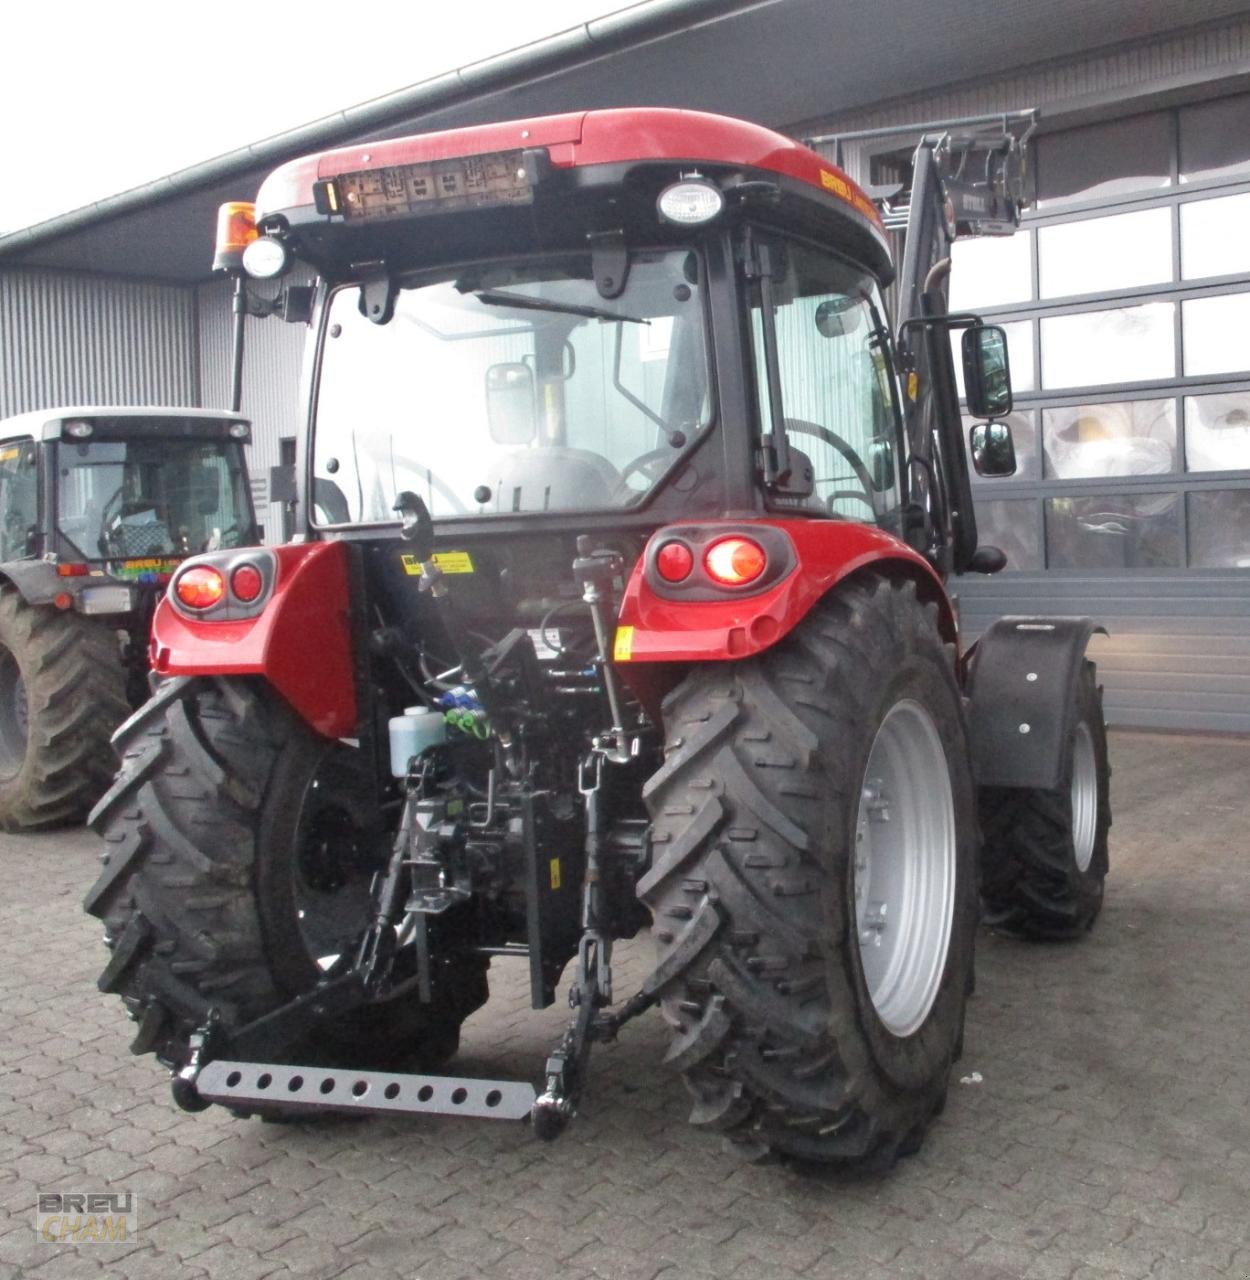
[0,407,258,600]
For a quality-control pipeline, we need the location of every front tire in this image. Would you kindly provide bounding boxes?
[84,677,487,1075]
[0,588,129,831]
[639,578,979,1166]
[979,662,1111,939]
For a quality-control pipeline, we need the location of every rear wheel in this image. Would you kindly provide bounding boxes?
[0,588,129,831]
[84,677,487,1076]
[979,662,1111,939]
[640,578,978,1166]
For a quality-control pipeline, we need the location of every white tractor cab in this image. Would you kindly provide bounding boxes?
[0,406,258,829]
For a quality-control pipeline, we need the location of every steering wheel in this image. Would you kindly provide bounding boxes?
[784,420,877,500]
[613,447,681,504]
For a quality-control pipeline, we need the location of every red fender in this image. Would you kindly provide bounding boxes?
[150,542,356,739]
[614,518,953,675]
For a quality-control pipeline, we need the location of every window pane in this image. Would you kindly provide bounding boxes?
[1179,95,1250,184]
[1182,294,1250,377]
[1041,303,1175,389]
[1036,113,1171,206]
[1181,193,1250,280]
[1184,392,1250,472]
[949,232,1032,310]
[748,241,903,524]
[1187,489,1250,568]
[973,498,1042,570]
[1042,400,1176,479]
[1038,207,1172,299]
[964,410,1040,482]
[1045,492,1180,568]
[953,320,1034,397]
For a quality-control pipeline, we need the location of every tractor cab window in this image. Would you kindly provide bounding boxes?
[0,439,39,561]
[311,249,712,523]
[746,236,903,525]
[56,437,253,562]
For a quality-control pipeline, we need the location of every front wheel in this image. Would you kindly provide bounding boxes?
[979,662,1111,939]
[640,577,979,1166]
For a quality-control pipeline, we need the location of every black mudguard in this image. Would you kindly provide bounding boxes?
[964,616,1106,791]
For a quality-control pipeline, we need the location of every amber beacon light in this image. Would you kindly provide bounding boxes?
[212,202,259,273]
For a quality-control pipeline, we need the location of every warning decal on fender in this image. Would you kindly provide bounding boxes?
[613,626,634,662]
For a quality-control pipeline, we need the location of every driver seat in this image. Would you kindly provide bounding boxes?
[487,447,620,512]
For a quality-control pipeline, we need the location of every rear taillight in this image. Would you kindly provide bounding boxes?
[655,540,694,583]
[175,566,226,610]
[230,564,264,603]
[704,537,768,587]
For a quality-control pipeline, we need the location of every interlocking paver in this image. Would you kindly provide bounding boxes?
[3,730,1250,1280]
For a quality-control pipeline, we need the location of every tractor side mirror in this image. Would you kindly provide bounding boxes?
[485,362,537,446]
[814,296,864,339]
[969,420,1018,478]
[962,324,1013,419]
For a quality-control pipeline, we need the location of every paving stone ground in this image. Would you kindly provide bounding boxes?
[1,728,1249,1280]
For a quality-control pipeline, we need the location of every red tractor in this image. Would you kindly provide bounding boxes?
[86,107,1109,1168]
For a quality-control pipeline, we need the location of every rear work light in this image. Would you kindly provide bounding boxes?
[655,541,694,583]
[704,536,768,587]
[230,564,264,603]
[175,566,227,610]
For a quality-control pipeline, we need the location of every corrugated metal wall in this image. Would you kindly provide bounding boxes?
[794,15,1250,734]
[0,268,197,416]
[196,277,308,543]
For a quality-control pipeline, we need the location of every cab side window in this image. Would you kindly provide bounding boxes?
[0,440,39,561]
[747,236,903,524]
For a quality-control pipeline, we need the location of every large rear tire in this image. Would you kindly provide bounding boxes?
[979,662,1111,940]
[0,587,129,831]
[639,578,979,1167]
[84,677,487,1075]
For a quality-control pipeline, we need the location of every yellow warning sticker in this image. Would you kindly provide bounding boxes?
[400,551,476,576]
[549,858,562,891]
[613,626,634,662]
[0,447,19,463]
[820,169,850,199]
[907,371,920,402]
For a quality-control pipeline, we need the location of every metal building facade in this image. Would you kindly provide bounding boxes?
[2,6,1248,730]
[0,268,197,411]
[801,16,1250,733]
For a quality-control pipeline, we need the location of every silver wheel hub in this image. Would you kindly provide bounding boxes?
[1070,722,1098,873]
[852,700,956,1038]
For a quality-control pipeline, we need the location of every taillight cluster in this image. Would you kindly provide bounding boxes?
[657,535,769,587]
[646,526,794,598]
[171,554,274,617]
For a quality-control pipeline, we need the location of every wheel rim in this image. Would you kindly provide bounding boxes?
[852,699,956,1038]
[1070,721,1098,873]
[0,646,29,782]
[293,772,380,971]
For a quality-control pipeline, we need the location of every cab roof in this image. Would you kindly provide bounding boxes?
[0,407,251,443]
[255,107,891,278]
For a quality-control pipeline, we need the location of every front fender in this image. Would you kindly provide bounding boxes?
[150,541,356,739]
[964,616,1106,790]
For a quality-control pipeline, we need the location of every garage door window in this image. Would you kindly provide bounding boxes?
[951,91,1250,573]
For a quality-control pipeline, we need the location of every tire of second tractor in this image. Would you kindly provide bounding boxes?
[0,586,129,831]
[639,577,979,1167]
[84,676,488,1085]
[979,661,1111,940]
